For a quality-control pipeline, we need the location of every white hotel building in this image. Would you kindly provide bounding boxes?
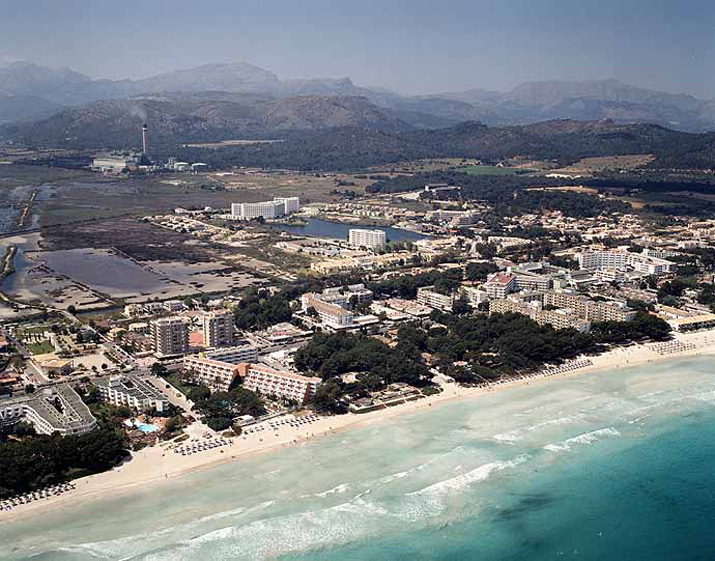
[231,197,300,220]
[348,229,387,251]
[237,363,321,405]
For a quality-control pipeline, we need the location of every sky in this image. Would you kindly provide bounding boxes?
[2,0,715,97]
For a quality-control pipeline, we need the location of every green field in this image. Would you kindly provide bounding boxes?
[26,340,54,355]
[461,165,522,176]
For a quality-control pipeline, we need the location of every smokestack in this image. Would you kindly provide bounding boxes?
[141,123,148,155]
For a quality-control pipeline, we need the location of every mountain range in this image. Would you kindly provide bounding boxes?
[2,60,715,151]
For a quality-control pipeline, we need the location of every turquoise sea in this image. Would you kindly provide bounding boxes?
[1,355,715,560]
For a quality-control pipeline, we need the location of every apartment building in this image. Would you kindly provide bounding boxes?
[348,229,387,251]
[543,291,636,322]
[488,298,590,332]
[231,200,285,220]
[151,317,189,356]
[202,309,236,348]
[483,273,517,299]
[96,374,168,413]
[238,363,321,405]
[184,354,243,393]
[416,286,455,311]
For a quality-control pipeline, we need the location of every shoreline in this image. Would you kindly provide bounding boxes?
[4,329,715,522]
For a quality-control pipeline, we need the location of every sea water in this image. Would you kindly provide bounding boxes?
[1,355,714,560]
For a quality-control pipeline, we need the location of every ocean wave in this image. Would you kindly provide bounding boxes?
[315,483,351,498]
[492,414,586,444]
[407,455,530,498]
[543,428,620,453]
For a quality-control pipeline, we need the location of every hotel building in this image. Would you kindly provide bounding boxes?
[238,363,321,405]
[348,229,387,251]
[0,385,97,436]
[483,273,517,299]
[416,286,455,311]
[184,354,243,393]
[231,201,285,220]
[96,374,169,413]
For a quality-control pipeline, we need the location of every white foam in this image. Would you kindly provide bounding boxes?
[315,483,350,498]
[408,455,530,498]
[493,414,586,444]
[544,427,620,453]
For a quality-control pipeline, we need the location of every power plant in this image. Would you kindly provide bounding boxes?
[141,123,148,155]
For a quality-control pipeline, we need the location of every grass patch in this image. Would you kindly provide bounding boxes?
[26,340,54,355]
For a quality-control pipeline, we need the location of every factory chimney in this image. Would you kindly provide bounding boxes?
[141,123,148,155]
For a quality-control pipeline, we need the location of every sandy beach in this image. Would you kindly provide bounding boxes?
[4,328,715,521]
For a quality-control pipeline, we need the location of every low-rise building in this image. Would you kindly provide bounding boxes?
[238,363,321,405]
[416,286,454,311]
[483,273,517,299]
[96,374,168,413]
[202,344,259,364]
[184,354,243,393]
[0,385,97,436]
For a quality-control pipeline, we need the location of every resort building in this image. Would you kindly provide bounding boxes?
[184,354,243,393]
[577,249,674,276]
[300,294,355,329]
[416,286,455,311]
[665,312,715,332]
[201,309,236,348]
[274,196,301,214]
[202,344,259,364]
[313,284,374,308]
[151,317,189,357]
[96,375,169,413]
[489,298,591,332]
[0,385,97,436]
[231,200,285,220]
[483,272,517,299]
[513,273,552,292]
[238,363,321,405]
[348,229,387,252]
[578,250,628,270]
[543,291,636,323]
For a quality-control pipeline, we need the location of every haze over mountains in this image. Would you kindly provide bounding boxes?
[3,60,715,149]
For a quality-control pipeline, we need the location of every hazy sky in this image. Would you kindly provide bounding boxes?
[2,0,715,97]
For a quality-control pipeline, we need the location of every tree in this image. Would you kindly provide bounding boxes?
[24,384,35,395]
[311,379,347,414]
[452,296,471,316]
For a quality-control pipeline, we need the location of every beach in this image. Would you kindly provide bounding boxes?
[2,346,715,559]
[4,328,715,524]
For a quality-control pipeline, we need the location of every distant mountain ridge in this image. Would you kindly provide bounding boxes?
[2,95,413,149]
[2,60,715,133]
